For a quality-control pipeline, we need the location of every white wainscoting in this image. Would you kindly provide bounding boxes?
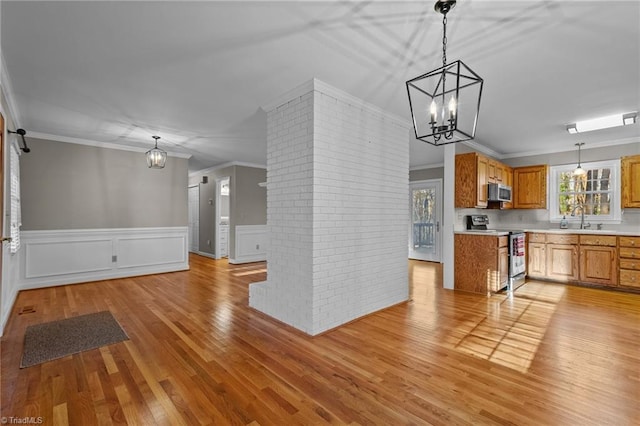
[229,225,267,264]
[18,227,189,290]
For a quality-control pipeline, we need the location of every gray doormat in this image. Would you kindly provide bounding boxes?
[21,311,129,368]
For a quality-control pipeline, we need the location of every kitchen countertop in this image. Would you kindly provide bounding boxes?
[454,230,510,236]
[455,229,639,237]
[524,229,639,236]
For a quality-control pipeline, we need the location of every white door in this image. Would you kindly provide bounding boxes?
[188,185,199,252]
[409,180,442,262]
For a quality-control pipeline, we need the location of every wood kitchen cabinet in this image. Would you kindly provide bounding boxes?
[502,165,514,210]
[455,153,513,209]
[513,165,547,209]
[621,155,640,208]
[488,160,506,183]
[527,233,578,282]
[619,236,640,288]
[579,235,617,286]
[546,244,579,282]
[498,244,509,289]
[527,233,546,278]
[455,153,488,208]
[454,233,509,295]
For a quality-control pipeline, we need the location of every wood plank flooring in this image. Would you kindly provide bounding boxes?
[1,255,639,425]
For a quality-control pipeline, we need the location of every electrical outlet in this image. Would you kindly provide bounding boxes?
[207,240,211,246]
[256,244,260,250]
[112,255,117,262]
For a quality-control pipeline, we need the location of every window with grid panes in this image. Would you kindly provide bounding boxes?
[549,159,621,223]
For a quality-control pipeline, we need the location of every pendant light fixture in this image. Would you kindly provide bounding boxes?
[573,142,587,176]
[146,135,167,169]
[406,0,483,146]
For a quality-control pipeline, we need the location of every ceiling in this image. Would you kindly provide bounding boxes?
[2,1,639,172]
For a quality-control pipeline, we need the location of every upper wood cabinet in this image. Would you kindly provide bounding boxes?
[488,160,508,184]
[502,165,514,210]
[455,153,513,209]
[455,153,488,208]
[621,155,640,208]
[513,165,548,209]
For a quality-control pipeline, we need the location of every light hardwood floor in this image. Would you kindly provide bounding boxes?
[1,255,639,425]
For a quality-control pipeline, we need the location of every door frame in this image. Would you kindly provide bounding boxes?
[214,176,230,260]
[409,179,443,262]
[187,184,200,253]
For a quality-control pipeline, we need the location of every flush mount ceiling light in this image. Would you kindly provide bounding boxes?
[566,112,638,134]
[146,135,167,169]
[406,0,483,146]
[573,142,587,176]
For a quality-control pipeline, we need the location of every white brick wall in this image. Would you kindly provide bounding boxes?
[250,79,409,335]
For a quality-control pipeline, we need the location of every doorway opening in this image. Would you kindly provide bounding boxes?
[409,179,442,262]
[215,177,230,259]
[188,185,200,253]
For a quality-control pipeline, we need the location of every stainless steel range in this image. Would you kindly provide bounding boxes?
[466,215,526,292]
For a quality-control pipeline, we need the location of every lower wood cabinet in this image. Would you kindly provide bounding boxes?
[454,234,509,295]
[544,234,579,282]
[579,235,617,286]
[527,242,546,278]
[546,243,579,282]
[498,245,509,288]
[527,233,625,289]
[619,236,640,288]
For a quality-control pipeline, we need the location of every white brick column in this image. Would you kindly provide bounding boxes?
[250,79,410,335]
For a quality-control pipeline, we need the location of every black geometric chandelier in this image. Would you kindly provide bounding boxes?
[406,0,483,146]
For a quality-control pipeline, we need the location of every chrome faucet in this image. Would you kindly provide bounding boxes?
[570,203,591,229]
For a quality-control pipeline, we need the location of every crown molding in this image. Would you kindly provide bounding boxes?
[1,51,22,128]
[190,161,266,178]
[263,78,411,128]
[410,162,444,171]
[462,140,502,159]
[26,131,192,159]
[498,137,639,160]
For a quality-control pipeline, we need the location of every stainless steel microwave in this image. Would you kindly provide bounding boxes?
[488,183,512,202]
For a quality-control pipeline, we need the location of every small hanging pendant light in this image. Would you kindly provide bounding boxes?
[573,142,587,176]
[406,0,484,146]
[146,135,167,169]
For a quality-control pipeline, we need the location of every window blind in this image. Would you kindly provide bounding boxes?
[10,144,21,253]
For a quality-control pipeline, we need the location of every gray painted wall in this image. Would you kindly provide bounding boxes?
[189,165,266,257]
[410,142,639,179]
[502,142,640,168]
[410,167,444,181]
[21,138,188,230]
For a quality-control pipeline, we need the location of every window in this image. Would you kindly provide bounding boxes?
[9,143,22,253]
[549,159,621,223]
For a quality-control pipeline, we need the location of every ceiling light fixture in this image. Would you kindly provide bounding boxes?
[406,0,483,146]
[566,112,638,134]
[573,142,587,176]
[146,135,167,169]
